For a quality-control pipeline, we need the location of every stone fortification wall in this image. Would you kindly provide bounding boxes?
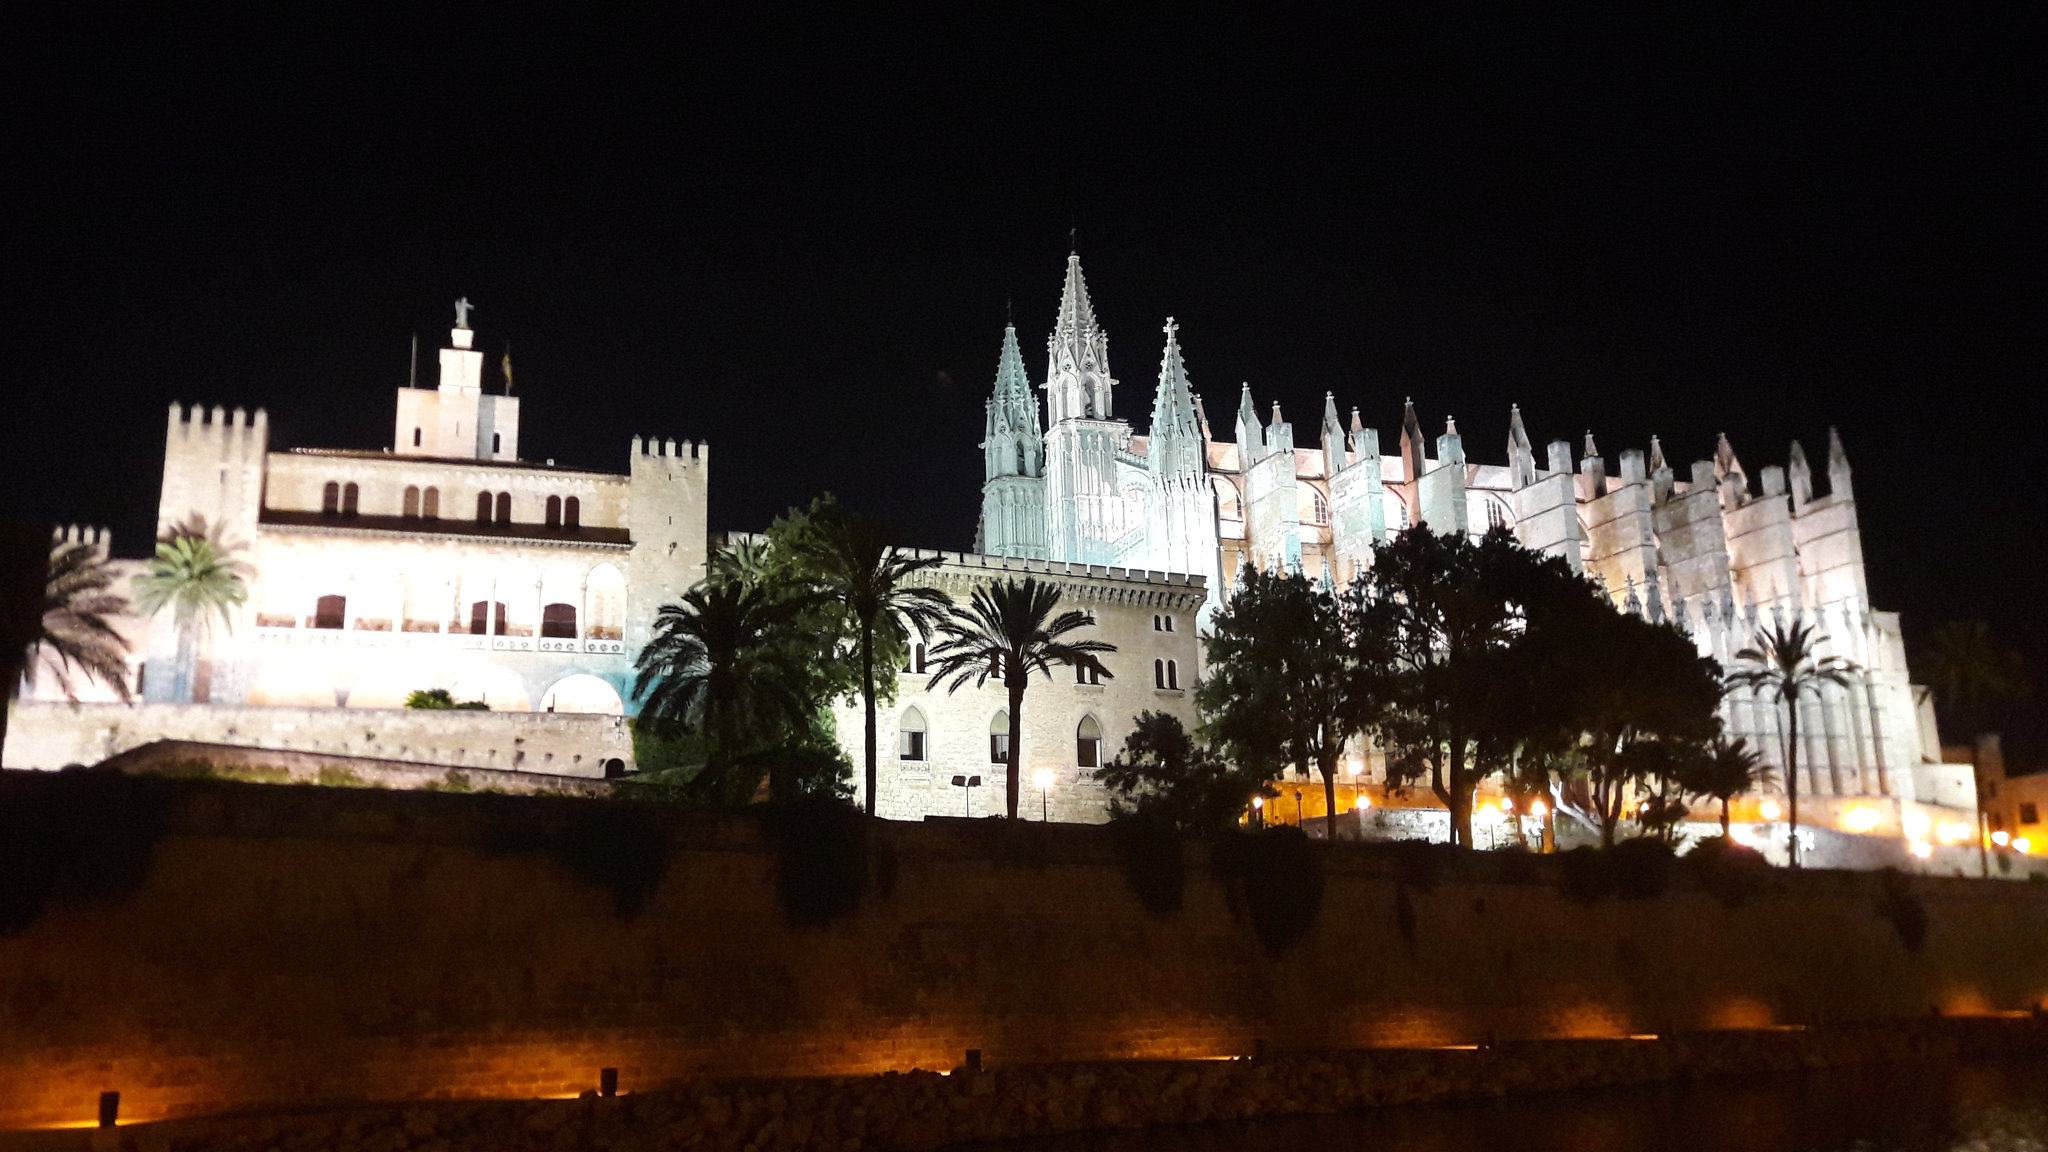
[1,701,632,777]
[3,776,2047,1131]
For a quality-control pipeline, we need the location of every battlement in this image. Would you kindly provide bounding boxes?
[906,547,1209,592]
[168,403,268,438]
[631,436,707,466]
[52,523,112,558]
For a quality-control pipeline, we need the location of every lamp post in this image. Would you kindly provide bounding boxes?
[950,774,982,818]
[1251,795,1264,829]
[1033,767,1056,821]
[1294,788,1304,827]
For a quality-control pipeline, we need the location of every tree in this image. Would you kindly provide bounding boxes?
[1564,608,1724,847]
[631,576,823,803]
[926,576,1114,819]
[1358,527,1597,848]
[31,539,134,703]
[1099,711,1273,836]
[131,517,249,703]
[1680,735,1776,837]
[404,688,489,711]
[1919,620,2028,742]
[1727,619,1857,867]
[792,503,951,817]
[1200,565,1364,842]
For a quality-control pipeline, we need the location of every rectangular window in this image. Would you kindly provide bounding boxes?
[2023,802,2040,826]
[1076,737,1100,769]
[990,733,1009,765]
[900,730,926,761]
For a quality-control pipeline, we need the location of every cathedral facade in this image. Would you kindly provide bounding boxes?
[979,255,1953,815]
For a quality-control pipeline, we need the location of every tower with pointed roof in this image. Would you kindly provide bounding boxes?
[1041,254,1134,565]
[978,323,1048,559]
[1142,319,1221,586]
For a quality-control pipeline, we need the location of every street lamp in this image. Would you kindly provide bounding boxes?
[1251,795,1264,829]
[1346,758,1363,813]
[950,774,982,818]
[1033,767,1056,821]
[1294,788,1304,826]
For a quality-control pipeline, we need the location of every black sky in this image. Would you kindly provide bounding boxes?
[3,6,2043,640]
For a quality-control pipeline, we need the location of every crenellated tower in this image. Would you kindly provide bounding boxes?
[979,323,1048,559]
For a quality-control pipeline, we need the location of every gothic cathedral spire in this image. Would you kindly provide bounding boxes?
[1148,318,1203,478]
[1044,254,1116,424]
[980,322,1048,560]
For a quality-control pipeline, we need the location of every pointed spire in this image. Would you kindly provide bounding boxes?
[1350,406,1363,433]
[1149,318,1202,477]
[1193,393,1213,440]
[1583,430,1599,459]
[1445,416,1458,436]
[1826,425,1853,499]
[1400,397,1425,482]
[1271,402,1284,425]
[1508,404,1536,489]
[1045,252,1114,423]
[1053,254,1099,346]
[1787,439,1813,508]
[1320,393,1346,476]
[1235,382,1263,463]
[992,322,1032,403]
[1648,435,1667,474]
[1714,432,1744,480]
[1714,431,1748,507]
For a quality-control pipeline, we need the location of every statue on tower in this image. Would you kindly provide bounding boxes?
[454,297,474,329]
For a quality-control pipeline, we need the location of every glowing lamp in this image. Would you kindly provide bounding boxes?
[1910,840,1933,859]
[1500,797,1515,813]
[2015,837,2034,855]
[1251,796,1264,810]
[1903,810,1931,841]
[1032,768,1056,789]
[1356,794,1372,811]
[1530,799,1548,818]
[1993,830,2011,847]
[1477,803,1504,826]
[1842,806,1881,834]
[1729,824,1755,846]
[1936,821,1972,845]
[1760,800,1782,821]
[1346,759,1363,777]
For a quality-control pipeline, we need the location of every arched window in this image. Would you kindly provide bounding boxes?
[899,707,928,762]
[476,492,493,522]
[913,643,927,674]
[1151,614,1160,631]
[546,495,562,528]
[403,485,420,518]
[341,483,359,517]
[469,600,509,636]
[412,427,422,448]
[322,482,341,515]
[1075,660,1102,686]
[989,711,1010,765]
[1163,615,1174,632]
[564,496,580,529]
[541,602,577,639]
[422,487,439,519]
[1076,716,1102,768]
[1153,659,1165,688]
[494,492,511,523]
[313,594,346,630]
[1167,660,1179,690]
[492,432,502,455]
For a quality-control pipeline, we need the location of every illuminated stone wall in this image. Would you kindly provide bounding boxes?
[4,780,2047,1131]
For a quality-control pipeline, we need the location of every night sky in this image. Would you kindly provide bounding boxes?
[5,8,2043,646]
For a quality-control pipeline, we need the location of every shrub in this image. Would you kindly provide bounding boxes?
[1682,835,1772,908]
[1216,826,1325,954]
[1558,838,1676,902]
[315,765,373,788]
[1110,811,1185,917]
[757,798,868,927]
[0,772,172,936]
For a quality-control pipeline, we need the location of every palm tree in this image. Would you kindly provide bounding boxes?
[131,518,249,703]
[32,539,135,703]
[631,578,821,801]
[796,512,951,817]
[1681,735,1777,837]
[1727,619,1856,867]
[926,577,1115,819]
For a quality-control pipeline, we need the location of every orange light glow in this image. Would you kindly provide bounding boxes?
[1910,840,1933,859]
[2014,837,2033,855]
[1760,799,1781,821]
[1936,821,1972,844]
[1993,830,2011,847]
[1842,806,1881,833]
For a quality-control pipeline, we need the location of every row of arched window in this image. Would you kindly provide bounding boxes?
[1151,614,1177,632]
[309,593,580,637]
[1153,659,1180,690]
[402,486,442,518]
[321,482,360,517]
[898,707,1103,769]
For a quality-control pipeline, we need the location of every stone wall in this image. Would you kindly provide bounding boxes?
[1,701,632,777]
[3,775,2047,1131]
